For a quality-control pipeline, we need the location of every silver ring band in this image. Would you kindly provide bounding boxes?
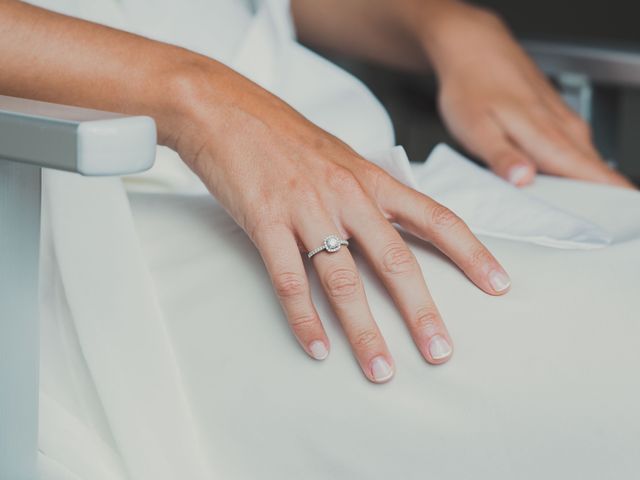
[307,235,349,259]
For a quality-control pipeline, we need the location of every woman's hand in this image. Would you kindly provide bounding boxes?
[166,64,512,383]
[0,0,510,384]
[420,3,635,188]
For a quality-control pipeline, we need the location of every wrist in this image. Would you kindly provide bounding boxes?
[143,49,219,148]
[152,50,267,173]
[415,1,507,78]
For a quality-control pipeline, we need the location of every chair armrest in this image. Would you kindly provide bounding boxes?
[0,95,156,479]
[523,39,640,87]
[0,94,156,175]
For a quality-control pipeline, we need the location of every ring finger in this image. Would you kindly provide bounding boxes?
[295,212,395,384]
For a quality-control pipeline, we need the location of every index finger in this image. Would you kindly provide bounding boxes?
[495,105,634,187]
[379,180,512,296]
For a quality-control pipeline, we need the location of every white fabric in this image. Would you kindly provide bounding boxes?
[32,0,640,479]
[40,172,212,480]
[41,169,640,480]
[418,145,614,248]
[369,145,612,249]
[131,175,640,480]
[26,0,253,62]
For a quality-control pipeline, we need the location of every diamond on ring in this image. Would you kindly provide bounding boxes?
[307,235,349,259]
[324,235,342,252]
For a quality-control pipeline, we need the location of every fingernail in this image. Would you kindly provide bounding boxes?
[370,356,394,383]
[489,270,511,292]
[428,335,453,360]
[309,340,328,360]
[508,165,530,185]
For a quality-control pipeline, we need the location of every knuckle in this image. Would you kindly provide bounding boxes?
[529,102,550,120]
[248,216,283,247]
[273,271,307,299]
[381,242,417,275]
[537,123,570,149]
[368,165,393,203]
[429,203,461,230]
[353,160,387,201]
[328,166,363,196]
[293,181,322,207]
[414,307,441,335]
[324,267,360,300]
[569,117,592,139]
[468,247,493,269]
[353,328,380,348]
[469,109,496,135]
[310,133,336,153]
[360,161,386,183]
[299,179,320,199]
[289,313,319,331]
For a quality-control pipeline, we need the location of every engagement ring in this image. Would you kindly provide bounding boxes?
[307,235,349,259]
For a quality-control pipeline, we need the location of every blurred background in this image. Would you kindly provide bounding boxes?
[322,0,640,185]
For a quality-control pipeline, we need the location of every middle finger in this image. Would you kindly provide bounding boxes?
[345,203,455,365]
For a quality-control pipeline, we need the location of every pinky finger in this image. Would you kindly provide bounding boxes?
[254,224,330,361]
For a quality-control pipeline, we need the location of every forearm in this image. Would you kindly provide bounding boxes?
[0,0,219,147]
[290,0,498,74]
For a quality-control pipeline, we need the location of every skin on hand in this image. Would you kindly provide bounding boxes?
[7,0,599,385]
[0,0,510,384]
[166,64,512,383]
[0,0,627,386]
[417,2,635,188]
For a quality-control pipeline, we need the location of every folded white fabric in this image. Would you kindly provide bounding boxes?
[40,171,213,480]
[367,144,612,249]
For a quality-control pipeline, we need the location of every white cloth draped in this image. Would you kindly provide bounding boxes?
[33,0,640,479]
[40,172,213,480]
[129,174,640,480]
[368,145,612,248]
